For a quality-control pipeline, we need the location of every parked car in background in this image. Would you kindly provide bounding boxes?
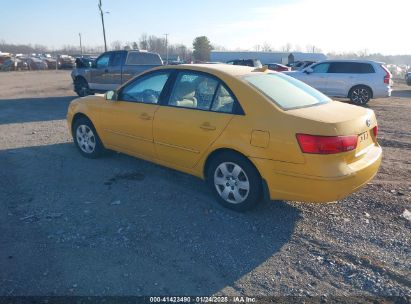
[67,64,381,211]
[0,55,11,66]
[284,60,392,105]
[226,59,262,68]
[405,71,411,86]
[0,58,28,71]
[75,57,94,68]
[266,63,291,72]
[26,57,48,70]
[288,60,316,70]
[58,55,75,69]
[71,50,163,96]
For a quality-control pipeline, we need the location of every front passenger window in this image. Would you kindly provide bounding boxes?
[119,72,170,104]
[96,54,110,69]
[312,63,330,73]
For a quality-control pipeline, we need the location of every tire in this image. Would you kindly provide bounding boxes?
[72,117,104,159]
[349,86,372,105]
[207,152,262,211]
[74,77,91,97]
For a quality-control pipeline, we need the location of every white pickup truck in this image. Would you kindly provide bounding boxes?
[71,50,163,96]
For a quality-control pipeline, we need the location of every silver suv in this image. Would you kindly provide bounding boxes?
[285,60,392,105]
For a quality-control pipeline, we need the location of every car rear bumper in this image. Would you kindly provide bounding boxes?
[373,85,392,98]
[251,144,382,203]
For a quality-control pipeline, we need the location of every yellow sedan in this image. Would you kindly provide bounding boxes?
[67,64,382,211]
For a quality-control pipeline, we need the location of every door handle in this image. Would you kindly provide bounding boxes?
[139,113,152,120]
[200,122,216,131]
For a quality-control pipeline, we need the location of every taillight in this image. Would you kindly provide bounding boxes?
[296,134,358,154]
[373,125,378,138]
[381,65,391,85]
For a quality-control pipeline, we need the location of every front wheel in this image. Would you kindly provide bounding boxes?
[72,117,104,159]
[74,78,91,97]
[207,152,262,211]
[349,86,371,105]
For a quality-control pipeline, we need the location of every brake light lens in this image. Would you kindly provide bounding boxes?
[381,65,391,85]
[296,134,358,154]
[373,125,378,138]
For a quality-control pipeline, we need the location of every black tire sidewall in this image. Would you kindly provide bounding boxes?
[72,117,103,159]
[74,78,90,97]
[207,152,262,211]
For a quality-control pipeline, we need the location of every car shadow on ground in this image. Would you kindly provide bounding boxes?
[0,142,301,295]
[391,89,411,98]
[0,96,76,125]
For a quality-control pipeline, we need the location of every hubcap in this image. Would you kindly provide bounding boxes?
[352,88,370,104]
[214,162,250,204]
[76,124,96,153]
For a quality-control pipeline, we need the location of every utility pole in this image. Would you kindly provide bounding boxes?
[164,33,169,65]
[79,33,83,56]
[98,0,107,52]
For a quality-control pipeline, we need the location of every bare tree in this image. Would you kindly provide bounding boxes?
[261,42,273,52]
[111,40,122,50]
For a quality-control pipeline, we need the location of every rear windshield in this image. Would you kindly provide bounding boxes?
[243,73,330,110]
[126,52,163,65]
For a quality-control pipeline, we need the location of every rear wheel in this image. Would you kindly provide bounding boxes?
[207,152,262,211]
[349,86,371,105]
[74,77,91,97]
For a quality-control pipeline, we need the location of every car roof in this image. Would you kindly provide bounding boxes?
[316,59,380,64]
[155,64,257,77]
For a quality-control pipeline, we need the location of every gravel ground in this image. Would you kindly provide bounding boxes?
[0,71,410,301]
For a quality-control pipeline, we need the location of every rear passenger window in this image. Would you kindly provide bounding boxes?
[328,62,375,74]
[110,52,123,67]
[357,63,375,73]
[126,52,163,65]
[211,85,235,113]
[169,72,219,110]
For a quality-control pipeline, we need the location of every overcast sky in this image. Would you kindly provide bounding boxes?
[0,0,410,55]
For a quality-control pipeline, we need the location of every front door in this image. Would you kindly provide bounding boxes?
[153,71,237,168]
[302,62,330,94]
[89,52,112,91]
[99,70,171,158]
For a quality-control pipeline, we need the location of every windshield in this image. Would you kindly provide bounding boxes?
[243,73,330,110]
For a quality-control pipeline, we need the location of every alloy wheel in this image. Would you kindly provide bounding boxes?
[352,88,370,104]
[76,124,96,154]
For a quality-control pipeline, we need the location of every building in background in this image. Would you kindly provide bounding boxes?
[210,51,326,65]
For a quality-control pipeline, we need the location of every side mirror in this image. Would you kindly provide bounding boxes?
[105,90,117,101]
[304,67,314,74]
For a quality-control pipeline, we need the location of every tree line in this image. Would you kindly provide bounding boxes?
[0,35,213,62]
[1,37,410,65]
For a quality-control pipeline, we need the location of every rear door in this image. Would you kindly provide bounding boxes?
[153,70,238,168]
[326,62,352,97]
[107,51,125,89]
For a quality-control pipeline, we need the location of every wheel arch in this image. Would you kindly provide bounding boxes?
[203,147,260,181]
[71,112,93,136]
[74,75,88,82]
[348,84,374,99]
